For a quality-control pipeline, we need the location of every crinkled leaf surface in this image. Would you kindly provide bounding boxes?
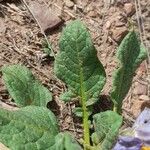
[92,111,123,150]
[0,106,59,150]
[111,31,147,111]
[2,65,52,107]
[54,20,106,105]
[50,132,82,150]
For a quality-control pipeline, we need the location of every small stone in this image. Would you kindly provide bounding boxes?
[124,3,135,16]
[112,27,128,43]
[65,0,74,8]
[29,1,62,34]
[139,95,150,101]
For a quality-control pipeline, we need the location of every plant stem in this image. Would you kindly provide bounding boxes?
[82,99,90,149]
[113,105,117,112]
[79,68,90,149]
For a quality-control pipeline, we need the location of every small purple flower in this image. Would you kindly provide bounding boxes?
[113,136,142,150]
[134,107,150,146]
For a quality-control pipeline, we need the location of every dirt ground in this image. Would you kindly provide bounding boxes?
[0,0,149,141]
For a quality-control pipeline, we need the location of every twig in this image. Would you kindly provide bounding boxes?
[21,0,56,58]
[134,0,142,41]
[135,0,150,96]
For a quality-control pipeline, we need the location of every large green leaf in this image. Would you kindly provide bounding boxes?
[50,132,82,150]
[111,31,147,112]
[2,65,52,107]
[54,20,106,105]
[0,106,59,150]
[92,111,123,150]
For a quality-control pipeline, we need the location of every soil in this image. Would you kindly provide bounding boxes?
[0,0,149,146]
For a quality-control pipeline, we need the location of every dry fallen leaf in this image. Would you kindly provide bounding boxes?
[28,1,63,34]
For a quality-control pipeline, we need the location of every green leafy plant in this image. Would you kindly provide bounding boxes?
[92,111,123,150]
[42,40,53,57]
[110,31,147,113]
[2,65,52,107]
[0,20,147,150]
[0,106,81,150]
[0,106,59,150]
[54,20,106,148]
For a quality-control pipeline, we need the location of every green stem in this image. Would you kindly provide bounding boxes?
[79,68,90,149]
[82,99,90,149]
[113,105,117,112]
[113,104,122,114]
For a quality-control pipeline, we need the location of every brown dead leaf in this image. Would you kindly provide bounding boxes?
[28,1,63,34]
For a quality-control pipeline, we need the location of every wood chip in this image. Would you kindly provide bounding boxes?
[139,95,150,101]
[112,27,128,43]
[133,82,148,95]
[124,3,135,17]
[65,0,74,8]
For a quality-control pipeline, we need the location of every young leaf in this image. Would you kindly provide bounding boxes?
[2,65,52,107]
[50,132,82,150]
[111,31,147,112]
[42,40,53,57]
[54,20,106,146]
[92,111,123,150]
[54,20,106,105]
[0,106,59,150]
